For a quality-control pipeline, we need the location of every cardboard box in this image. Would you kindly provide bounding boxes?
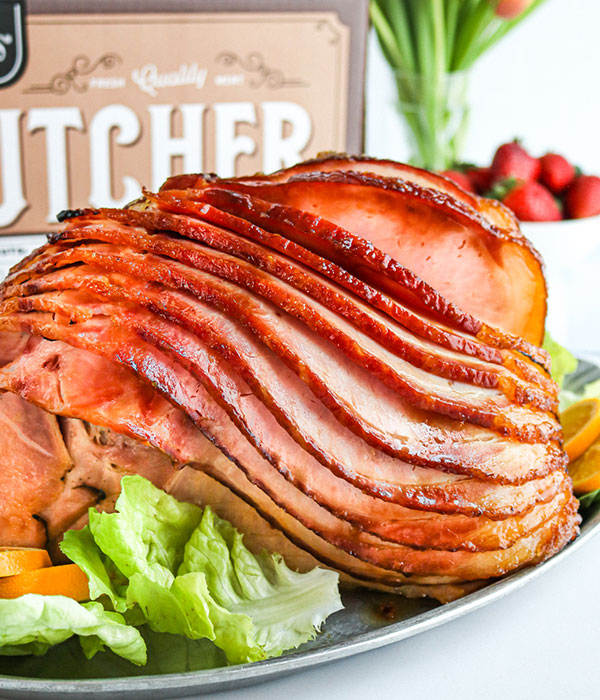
[0,0,368,235]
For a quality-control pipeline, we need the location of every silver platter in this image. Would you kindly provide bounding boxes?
[1,361,599,699]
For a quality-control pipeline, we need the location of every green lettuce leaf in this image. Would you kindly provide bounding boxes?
[543,332,578,390]
[581,379,600,401]
[0,629,226,679]
[179,507,343,658]
[61,475,343,665]
[0,596,145,665]
[87,475,203,587]
[577,489,600,512]
[561,377,600,411]
[126,572,215,640]
[60,526,128,613]
[171,571,261,663]
[2,476,341,666]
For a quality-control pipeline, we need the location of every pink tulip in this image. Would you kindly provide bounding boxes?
[494,0,535,19]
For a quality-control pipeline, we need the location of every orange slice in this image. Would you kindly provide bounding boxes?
[0,547,52,578]
[560,398,600,462]
[568,431,600,495]
[0,563,89,601]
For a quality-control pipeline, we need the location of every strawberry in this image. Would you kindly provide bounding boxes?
[539,153,576,194]
[465,166,492,194]
[501,181,562,222]
[565,175,600,219]
[491,141,540,185]
[440,170,475,192]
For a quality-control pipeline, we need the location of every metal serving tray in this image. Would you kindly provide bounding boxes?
[1,361,599,699]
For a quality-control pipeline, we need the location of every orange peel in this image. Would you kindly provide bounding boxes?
[0,547,52,578]
[0,563,90,601]
[561,398,600,462]
[568,431,600,495]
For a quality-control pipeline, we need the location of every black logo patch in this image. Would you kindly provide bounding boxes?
[0,0,27,89]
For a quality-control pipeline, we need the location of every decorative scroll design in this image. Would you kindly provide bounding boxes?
[0,33,13,62]
[316,20,341,45]
[216,51,307,89]
[25,53,122,95]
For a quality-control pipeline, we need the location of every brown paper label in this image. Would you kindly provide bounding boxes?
[0,11,350,234]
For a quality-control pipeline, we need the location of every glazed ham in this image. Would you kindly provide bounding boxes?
[0,156,579,602]
[163,154,547,345]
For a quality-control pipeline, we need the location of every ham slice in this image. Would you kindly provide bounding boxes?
[147,192,554,385]
[0,305,566,515]
[0,392,71,547]
[46,212,557,408]
[0,336,565,560]
[0,322,576,581]
[3,240,559,445]
[2,265,564,484]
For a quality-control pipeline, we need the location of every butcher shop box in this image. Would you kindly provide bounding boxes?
[0,0,368,237]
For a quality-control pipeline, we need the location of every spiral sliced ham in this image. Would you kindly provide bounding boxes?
[163,154,546,345]
[0,156,579,603]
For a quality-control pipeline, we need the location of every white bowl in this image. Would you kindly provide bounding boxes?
[520,215,600,358]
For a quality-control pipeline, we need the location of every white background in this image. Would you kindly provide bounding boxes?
[208,2,600,699]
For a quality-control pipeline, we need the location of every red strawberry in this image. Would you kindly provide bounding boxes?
[440,170,475,192]
[465,166,492,194]
[565,175,600,219]
[491,141,540,184]
[501,181,562,222]
[539,153,576,194]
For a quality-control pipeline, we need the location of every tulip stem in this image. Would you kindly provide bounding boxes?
[370,0,549,169]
